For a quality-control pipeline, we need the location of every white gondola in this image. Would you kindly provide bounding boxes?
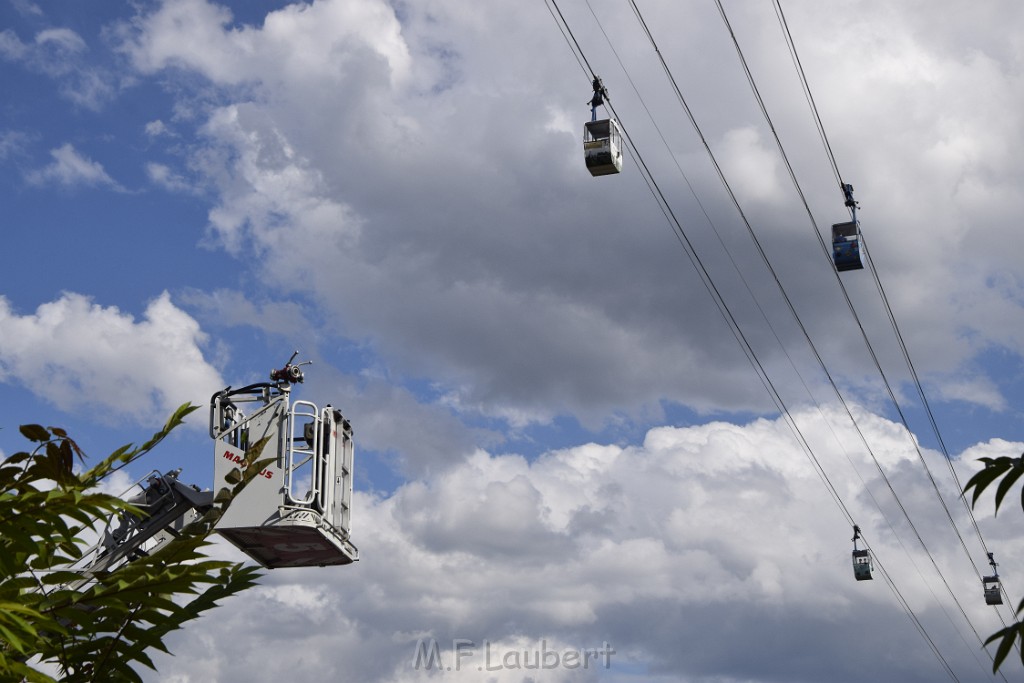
[584,76,622,177]
[984,553,1003,605]
[852,549,873,581]
[983,575,1003,605]
[584,118,623,176]
[852,525,872,581]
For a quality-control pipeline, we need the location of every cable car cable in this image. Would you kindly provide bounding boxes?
[581,15,990,667]
[711,1,1017,671]
[861,235,1023,649]
[769,0,844,191]
[581,8,922,568]
[710,0,1011,668]
[863,232,998,569]
[543,0,600,81]
[584,0,839,416]
[611,32,970,673]
[632,0,974,636]
[771,0,998,583]
[545,3,968,677]
[862,529,962,683]
[772,0,997,570]
[585,0,929,565]
[547,0,858,528]
[768,0,1020,641]
[618,0,997,674]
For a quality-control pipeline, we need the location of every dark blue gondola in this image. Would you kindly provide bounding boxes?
[832,221,863,272]
[832,183,864,272]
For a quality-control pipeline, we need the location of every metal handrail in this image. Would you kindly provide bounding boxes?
[286,400,322,508]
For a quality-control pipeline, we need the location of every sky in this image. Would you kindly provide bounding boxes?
[2,0,1024,681]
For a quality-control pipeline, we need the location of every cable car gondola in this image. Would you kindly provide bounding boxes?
[832,183,863,272]
[983,552,1003,605]
[832,221,863,272]
[983,576,1003,605]
[852,525,872,581]
[584,77,622,177]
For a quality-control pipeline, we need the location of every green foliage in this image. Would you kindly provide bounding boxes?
[985,619,1024,675]
[0,405,266,682]
[962,455,1024,517]
[962,454,1024,673]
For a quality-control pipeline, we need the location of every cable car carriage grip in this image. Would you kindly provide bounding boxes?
[583,76,623,176]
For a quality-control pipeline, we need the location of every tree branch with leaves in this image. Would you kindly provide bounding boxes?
[0,404,268,682]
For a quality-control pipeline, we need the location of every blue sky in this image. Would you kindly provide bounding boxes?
[3,0,1024,681]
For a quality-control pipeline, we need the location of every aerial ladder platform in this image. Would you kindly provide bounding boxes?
[209,354,357,568]
[72,354,358,578]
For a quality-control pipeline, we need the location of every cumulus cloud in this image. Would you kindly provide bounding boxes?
[106,0,1024,434]
[147,407,1022,682]
[26,143,124,190]
[120,0,411,87]
[3,1,1020,681]
[0,292,224,424]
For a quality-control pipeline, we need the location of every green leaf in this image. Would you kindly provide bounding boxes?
[985,623,1023,673]
[994,460,1024,514]
[1,405,262,682]
[963,457,1013,509]
[18,424,50,442]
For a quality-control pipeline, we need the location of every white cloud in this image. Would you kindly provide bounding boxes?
[144,119,170,137]
[0,130,31,161]
[6,1,1024,677]
[178,288,312,334]
[0,26,113,109]
[718,126,784,203]
[930,375,1006,411]
[5,1,1024,680]
[11,0,43,18]
[0,292,224,424]
[196,103,363,259]
[27,143,124,190]
[146,161,194,193]
[121,0,411,87]
[34,27,86,53]
[146,407,1023,682]
[0,29,28,60]
[111,0,1024,431]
